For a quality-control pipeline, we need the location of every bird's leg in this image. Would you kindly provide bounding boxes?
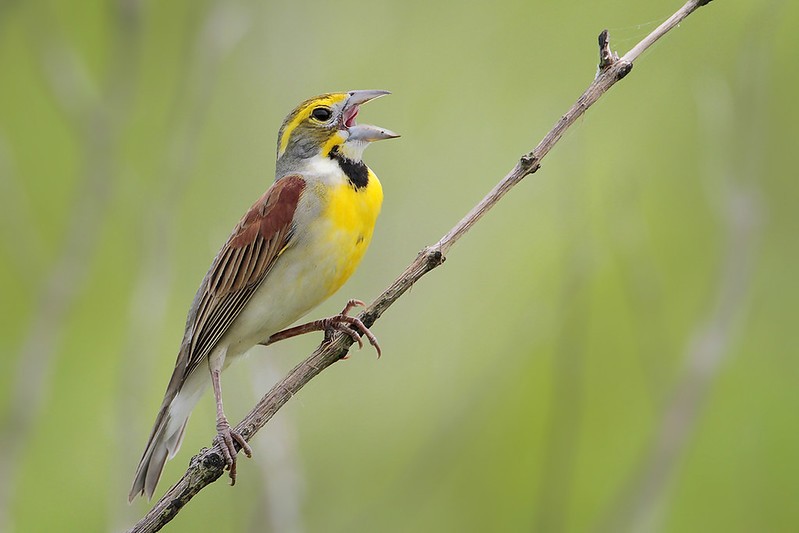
[209,366,252,485]
[261,299,381,357]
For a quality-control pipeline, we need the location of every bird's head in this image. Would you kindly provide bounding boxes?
[276,90,398,168]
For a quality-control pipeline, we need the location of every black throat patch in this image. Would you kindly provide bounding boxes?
[329,146,369,190]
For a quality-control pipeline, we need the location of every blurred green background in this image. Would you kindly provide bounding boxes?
[1,0,797,531]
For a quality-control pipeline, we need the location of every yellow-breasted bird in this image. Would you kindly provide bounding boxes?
[129,90,397,501]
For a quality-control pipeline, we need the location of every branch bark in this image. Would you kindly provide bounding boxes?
[129,1,714,530]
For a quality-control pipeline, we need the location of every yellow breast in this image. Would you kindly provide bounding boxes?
[320,168,383,296]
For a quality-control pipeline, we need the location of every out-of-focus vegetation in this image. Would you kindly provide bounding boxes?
[1,1,797,532]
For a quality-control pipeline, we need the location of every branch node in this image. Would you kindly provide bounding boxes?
[520,154,541,174]
[616,62,634,80]
[199,448,224,472]
[360,311,376,328]
[423,247,445,268]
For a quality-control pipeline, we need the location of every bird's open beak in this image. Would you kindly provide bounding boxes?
[342,90,400,142]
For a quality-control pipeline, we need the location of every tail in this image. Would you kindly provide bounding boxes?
[129,371,208,502]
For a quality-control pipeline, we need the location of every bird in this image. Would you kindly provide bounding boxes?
[129,90,398,502]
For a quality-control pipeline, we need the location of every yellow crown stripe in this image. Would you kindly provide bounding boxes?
[278,93,348,157]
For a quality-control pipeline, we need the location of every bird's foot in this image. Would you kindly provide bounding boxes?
[323,299,382,358]
[214,418,252,485]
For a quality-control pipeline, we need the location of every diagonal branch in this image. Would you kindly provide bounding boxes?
[128,1,714,531]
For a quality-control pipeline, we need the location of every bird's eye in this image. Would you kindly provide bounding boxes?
[311,107,332,122]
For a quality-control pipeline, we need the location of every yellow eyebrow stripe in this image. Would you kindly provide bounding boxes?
[278,93,347,157]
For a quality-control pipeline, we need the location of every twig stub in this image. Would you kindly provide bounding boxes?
[598,29,617,70]
[597,29,632,80]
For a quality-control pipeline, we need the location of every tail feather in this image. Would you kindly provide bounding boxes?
[128,405,189,502]
[129,370,208,502]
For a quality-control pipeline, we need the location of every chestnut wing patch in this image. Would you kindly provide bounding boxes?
[180,175,305,378]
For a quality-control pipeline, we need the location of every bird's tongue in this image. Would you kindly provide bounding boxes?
[344,106,359,128]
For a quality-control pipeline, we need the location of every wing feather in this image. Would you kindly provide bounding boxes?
[174,174,306,387]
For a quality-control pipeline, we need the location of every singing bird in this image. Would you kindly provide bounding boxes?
[129,90,398,501]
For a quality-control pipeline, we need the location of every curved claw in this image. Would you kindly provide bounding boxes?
[340,298,366,316]
[214,423,253,485]
[324,300,382,358]
[341,323,364,349]
[348,316,381,358]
